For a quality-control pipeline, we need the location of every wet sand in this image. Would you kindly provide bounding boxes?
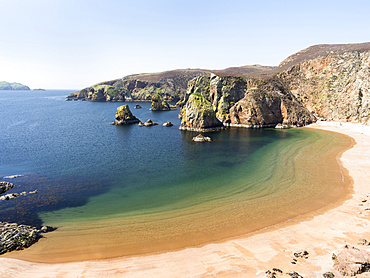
[0,121,369,277]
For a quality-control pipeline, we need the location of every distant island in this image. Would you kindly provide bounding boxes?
[33,88,45,91]
[0,81,30,90]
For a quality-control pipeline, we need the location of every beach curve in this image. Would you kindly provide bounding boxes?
[0,121,369,277]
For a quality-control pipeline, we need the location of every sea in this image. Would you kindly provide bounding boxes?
[0,90,352,261]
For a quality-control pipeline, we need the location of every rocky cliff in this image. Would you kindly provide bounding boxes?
[66,66,273,102]
[179,73,315,130]
[179,43,370,130]
[179,74,224,131]
[278,50,370,125]
[67,69,211,102]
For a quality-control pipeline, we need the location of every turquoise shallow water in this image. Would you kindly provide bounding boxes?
[0,90,352,260]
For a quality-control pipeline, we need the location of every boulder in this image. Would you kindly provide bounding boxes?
[134,104,142,109]
[163,121,174,127]
[333,245,370,276]
[192,134,212,142]
[143,119,158,127]
[113,105,140,125]
[275,123,291,129]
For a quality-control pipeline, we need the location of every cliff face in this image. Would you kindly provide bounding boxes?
[179,74,224,131]
[279,51,370,125]
[180,45,370,130]
[179,74,316,130]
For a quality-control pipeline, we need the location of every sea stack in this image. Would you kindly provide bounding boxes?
[113,105,140,125]
[150,94,177,111]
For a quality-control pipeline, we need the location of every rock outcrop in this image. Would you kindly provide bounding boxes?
[150,94,176,111]
[163,121,174,127]
[0,222,39,254]
[227,78,315,128]
[139,119,158,127]
[192,134,212,142]
[0,222,55,255]
[179,73,315,130]
[179,74,224,131]
[113,105,140,125]
[333,245,370,276]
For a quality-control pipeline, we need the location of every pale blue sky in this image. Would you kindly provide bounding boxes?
[0,0,369,89]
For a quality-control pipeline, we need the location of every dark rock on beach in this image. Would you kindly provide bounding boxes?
[322,272,335,278]
[333,245,370,276]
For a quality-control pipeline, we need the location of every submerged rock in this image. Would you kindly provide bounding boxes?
[113,105,140,125]
[143,119,158,127]
[192,134,212,142]
[2,175,22,179]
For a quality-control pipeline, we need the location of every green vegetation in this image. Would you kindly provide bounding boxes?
[0,81,30,90]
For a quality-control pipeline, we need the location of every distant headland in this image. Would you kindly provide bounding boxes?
[0,81,30,90]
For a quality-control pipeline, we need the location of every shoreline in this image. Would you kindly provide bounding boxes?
[0,121,369,277]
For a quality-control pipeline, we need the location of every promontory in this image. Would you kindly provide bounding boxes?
[0,81,30,90]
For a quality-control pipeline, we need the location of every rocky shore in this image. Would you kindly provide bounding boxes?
[0,222,42,255]
[0,178,54,255]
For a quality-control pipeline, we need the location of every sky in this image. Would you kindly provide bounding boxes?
[0,0,369,89]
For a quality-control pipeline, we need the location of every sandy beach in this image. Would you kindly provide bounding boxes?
[1,121,369,277]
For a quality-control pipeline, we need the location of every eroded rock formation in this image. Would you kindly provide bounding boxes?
[179,74,315,130]
[113,105,140,125]
[150,94,176,111]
